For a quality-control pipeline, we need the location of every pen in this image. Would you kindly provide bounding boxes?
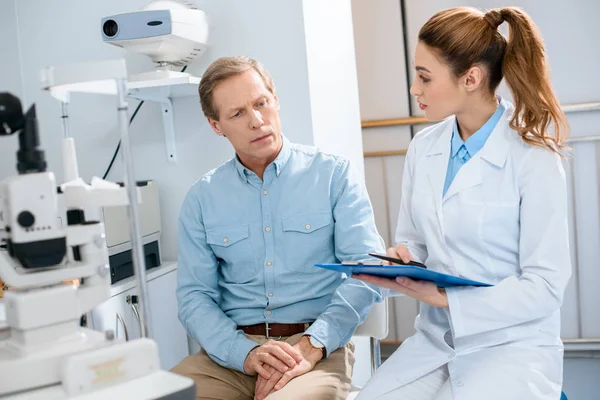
[368,253,428,269]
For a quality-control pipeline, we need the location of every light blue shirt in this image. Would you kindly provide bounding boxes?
[177,136,384,373]
[443,99,506,195]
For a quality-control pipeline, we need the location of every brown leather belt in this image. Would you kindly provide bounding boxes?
[238,322,312,339]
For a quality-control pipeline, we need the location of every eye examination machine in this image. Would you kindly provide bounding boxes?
[0,1,209,398]
[101,0,209,81]
[0,89,194,399]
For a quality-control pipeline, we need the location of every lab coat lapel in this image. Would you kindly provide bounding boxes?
[442,106,513,203]
[479,108,512,169]
[442,156,482,203]
[425,124,452,230]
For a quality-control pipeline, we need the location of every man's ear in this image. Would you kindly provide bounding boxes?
[208,117,224,136]
[273,94,280,110]
[462,65,485,92]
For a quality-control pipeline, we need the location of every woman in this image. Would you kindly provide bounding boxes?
[354,7,571,400]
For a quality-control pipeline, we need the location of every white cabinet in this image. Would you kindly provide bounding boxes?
[90,287,141,342]
[147,266,189,370]
[89,262,188,370]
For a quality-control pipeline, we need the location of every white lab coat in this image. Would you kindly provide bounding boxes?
[357,103,571,400]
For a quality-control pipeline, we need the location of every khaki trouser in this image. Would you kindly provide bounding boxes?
[171,333,355,400]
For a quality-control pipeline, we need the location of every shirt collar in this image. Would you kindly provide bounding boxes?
[272,134,292,175]
[450,122,466,158]
[450,98,506,158]
[234,133,291,182]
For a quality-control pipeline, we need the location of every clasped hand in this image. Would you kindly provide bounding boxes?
[244,336,323,400]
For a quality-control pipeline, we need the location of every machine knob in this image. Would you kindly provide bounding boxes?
[17,211,35,228]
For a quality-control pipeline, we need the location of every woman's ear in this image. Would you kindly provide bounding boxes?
[462,65,485,92]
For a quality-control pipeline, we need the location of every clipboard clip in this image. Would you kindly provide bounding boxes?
[368,253,428,269]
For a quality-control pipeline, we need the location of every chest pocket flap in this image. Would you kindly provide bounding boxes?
[281,211,333,273]
[205,224,256,283]
[282,211,332,233]
[206,224,249,247]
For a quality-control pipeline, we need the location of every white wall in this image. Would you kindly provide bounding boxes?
[352,0,600,397]
[352,0,420,343]
[303,0,365,177]
[352,0,412,239]
[0,0,23,98]
[0,0,24,182]
[563,358,600,400]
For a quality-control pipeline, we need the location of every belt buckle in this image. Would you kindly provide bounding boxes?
[265,322,282,341]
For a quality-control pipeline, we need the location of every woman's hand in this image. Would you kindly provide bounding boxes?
[385,243,413,264]
[353,274,448,308]
[354,244,449,308]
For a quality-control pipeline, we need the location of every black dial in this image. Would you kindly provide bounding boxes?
[17,211,35,228]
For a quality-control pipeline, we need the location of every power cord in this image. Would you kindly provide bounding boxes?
[101,65,188,180]
[102,100,144,179]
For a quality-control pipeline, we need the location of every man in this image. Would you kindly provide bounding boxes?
[172,56,384,400]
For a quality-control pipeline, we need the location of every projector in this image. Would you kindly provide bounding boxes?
[101,0,209,81]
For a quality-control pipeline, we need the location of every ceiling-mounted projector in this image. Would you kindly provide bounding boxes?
[101,0,209,81]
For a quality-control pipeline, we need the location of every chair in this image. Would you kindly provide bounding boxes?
[347,299,389,399]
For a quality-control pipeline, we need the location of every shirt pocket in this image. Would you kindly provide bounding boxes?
[479,202,520,254]
[206,224,257,283]
[281,211,334,273]
[461,200,520,278]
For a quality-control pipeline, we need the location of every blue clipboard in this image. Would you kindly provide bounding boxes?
[314,263,493,288]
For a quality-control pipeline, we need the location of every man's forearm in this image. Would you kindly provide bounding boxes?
[178,294,258,372]
[304,278,382,355]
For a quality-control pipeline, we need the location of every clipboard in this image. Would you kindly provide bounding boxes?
[315,260,492,288]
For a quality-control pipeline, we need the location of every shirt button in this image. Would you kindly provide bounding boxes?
[263,190,268,195]
[305,224,311,230]
[265,226,271,232]
[266,261,272,267]
[223,237,228,243]
[266,310,272,316]
[268,292,274,297]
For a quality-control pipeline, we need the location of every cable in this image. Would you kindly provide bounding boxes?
[399,0,415,138]
[102,100,144,179]
[101,65,188,180]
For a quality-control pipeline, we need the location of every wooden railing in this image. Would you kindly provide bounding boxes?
[362,101,600,158]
